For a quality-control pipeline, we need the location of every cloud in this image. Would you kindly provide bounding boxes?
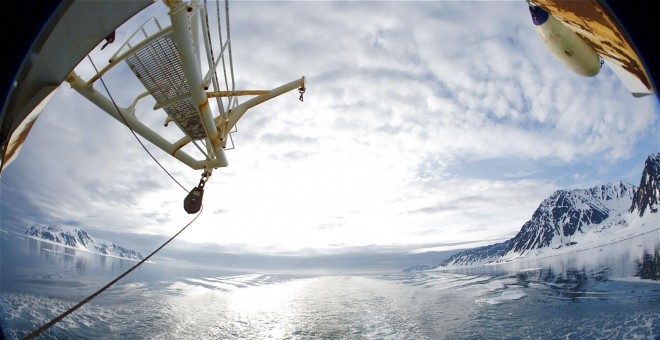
[2,1,657,254]
[260,132,317,145]
[408,195,495,215]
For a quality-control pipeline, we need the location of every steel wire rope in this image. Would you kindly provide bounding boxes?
[224,0,236,90]
[24,55,206,338]
[24,205,203,339]
[211,0,239,145]
[203,0,223,113]
[219,0,240,138]
[217,0,235,111]
[224,0,237,114]
[86,56,188,192]
[216,0,229,93]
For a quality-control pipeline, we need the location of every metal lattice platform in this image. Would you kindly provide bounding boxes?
[126,35,207,140]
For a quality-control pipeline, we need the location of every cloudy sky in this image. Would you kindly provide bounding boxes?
[1,1,658,256]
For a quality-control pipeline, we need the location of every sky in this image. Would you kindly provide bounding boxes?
[1,1,658,259]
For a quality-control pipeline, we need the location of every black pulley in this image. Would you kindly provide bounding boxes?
[184,174,207,214]
[184,186,204,214]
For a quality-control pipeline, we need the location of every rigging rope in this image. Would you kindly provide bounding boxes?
[24,205,203,339]
[217,0,229,93]
[86,56,188,193]
[204,0,225,115]
[225,0,236,96]
[217,0,237,111]
[24,55,206,338]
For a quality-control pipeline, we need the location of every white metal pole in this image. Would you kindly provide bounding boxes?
[168,2,221,156]
[225,77,305,131]
[67,71,227,170]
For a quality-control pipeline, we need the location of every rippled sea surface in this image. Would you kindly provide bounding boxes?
[1,233,659,339]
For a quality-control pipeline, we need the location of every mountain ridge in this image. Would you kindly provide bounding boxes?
[630,153,660,216]
[425,153,660,270]
[26,224,144,261]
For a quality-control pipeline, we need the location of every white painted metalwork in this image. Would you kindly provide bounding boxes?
[0,0,153,174]
[66,0,305,173]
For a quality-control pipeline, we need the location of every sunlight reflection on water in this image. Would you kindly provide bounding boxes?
[160,276,426,339]
[1,233,659,339]
[224,277,308,338]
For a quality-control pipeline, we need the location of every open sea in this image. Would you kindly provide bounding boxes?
[1,231,659,339]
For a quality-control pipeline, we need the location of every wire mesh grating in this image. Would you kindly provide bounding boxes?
[126,35,206,140]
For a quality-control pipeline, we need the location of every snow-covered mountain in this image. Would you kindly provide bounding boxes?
[26,224,144,261]
[434,153,660,269]
[630,153,659,216]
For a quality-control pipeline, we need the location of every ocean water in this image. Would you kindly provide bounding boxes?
[1,232,659,339]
